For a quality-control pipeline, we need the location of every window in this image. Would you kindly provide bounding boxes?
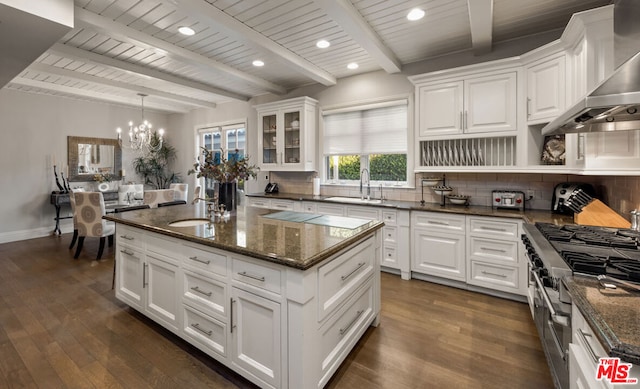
[323,100,408,185]
[197,123,246,194]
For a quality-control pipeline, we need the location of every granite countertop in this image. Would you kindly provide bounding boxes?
[104,204,383,271]
[564,275,640,364]
[246,192,574,225]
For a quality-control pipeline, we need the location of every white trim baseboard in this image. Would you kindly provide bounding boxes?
[0,225,73,244]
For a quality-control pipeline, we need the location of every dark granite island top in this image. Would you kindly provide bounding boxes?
[564,274,640,364]
[104,204,384,270]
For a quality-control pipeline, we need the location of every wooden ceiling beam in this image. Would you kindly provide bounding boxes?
[468,0,494,55]
[28,62,217,109]
[74,7,287,95]
[313,0,402,73]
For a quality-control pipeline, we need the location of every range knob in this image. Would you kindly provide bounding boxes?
[495,197,501,202]
[516,198,522,204]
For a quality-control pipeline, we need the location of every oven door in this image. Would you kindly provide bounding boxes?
[532,271,571,389]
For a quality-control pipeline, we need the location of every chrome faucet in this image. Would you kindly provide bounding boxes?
[359,168,370,200]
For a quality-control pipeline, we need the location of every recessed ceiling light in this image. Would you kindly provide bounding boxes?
[253,60,265,67]
[407,8,425,21]
[178,26,195,36]
[316,39,330,49]
[347,62,359,70]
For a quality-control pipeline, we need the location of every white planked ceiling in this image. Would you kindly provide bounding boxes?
[4,0,612,113]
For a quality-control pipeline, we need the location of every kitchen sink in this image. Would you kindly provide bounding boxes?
[324,196,383,204]
[168,218,210,227]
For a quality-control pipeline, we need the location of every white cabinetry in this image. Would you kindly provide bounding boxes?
[255,96,318,172]
[525,52,566,124]
[410,59,519,139]
[411,212,466,281]
[466,217,525,296]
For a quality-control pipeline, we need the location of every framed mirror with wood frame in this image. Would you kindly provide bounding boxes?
[67,136,122,182]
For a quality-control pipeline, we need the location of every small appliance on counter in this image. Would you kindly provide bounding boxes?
[492,190,525,211]
[551,183,596,214]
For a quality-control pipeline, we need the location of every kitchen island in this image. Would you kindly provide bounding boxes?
[104,204,383,389]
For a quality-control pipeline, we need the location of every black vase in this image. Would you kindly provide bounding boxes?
[218,182,236,212]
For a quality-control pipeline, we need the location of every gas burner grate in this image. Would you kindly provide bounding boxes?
[561,251,607,275]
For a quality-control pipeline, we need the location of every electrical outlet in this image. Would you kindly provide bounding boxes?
[527,190,535,200]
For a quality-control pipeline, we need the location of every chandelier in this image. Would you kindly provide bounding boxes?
[117,93,164,153]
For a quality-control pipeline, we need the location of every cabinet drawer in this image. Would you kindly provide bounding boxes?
[116,224,145,249]
[182,244,228,277]
[383,226,397,243]
[183,269,226,319]
[468,261,519,292]
[232,258,282,295]
[318,236,374,320]
[146,232,181,263]
[412,212,465,233]
[302,202,317,213]
[247,198,271,209]
[383,244,397,264]
[468,218,519,240]
[469,237,518,264]
[345,206,380,220]
[182,304,227,358]
[271,199,295,211]
[382,211,397,225]
[318,279,374,387]
[316,203,345,216]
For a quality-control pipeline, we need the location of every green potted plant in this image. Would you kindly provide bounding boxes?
[132,133,181,189]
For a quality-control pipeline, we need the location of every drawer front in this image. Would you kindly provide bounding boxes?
[382,211,397,225]
[345,206,380,221]
[469,237,518,264]
[182,244,228,277]
[318,236,374,320]
[247,198,271,209]
[381,244,398,269]
[412,212,465,233]
[271,199,295,211]
[116,224,145,250]
[468,218,519,240]
[146,232,181,263]
[318,279,374,387]
[468,261,519,292]
[316,203,345,216]
[302,202,317,213]
[183,269,226,319]
[232,258,282,295]
[182,304,227,358]
[383,226,397,243]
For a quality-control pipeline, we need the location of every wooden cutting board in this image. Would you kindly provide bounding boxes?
[574,199,631,228]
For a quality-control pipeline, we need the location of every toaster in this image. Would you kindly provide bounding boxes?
[551,183,596,214]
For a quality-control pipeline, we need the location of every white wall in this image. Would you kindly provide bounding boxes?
[0,88,168,242]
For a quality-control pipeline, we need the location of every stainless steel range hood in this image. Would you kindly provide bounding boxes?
[542,0,640,136]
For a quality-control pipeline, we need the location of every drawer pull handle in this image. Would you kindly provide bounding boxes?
[481,270,507,278]
[143,263,148,288]
[577,329,600,364]
[428,220,448,226]
[189,256,211,265]
[120,235,134,240]
[120,249,135,256]
[480,227,507,232]
[230,298,235,334]
[341,262,366,281]
[238,271,265,282]
[190,286,212,297]
[340,310,364,336]
[481,247,508,253]
[191,323,212,336]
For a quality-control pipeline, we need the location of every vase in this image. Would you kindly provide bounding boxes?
[218,182,237,212]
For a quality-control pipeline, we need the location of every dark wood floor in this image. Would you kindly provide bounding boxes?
[0,234,554,388]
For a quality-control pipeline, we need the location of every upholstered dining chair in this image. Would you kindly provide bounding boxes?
[73,191,115,260]
[118,184,144,205]
[169,183,188,202]
[143,189,175,208]
[68,188,85,250]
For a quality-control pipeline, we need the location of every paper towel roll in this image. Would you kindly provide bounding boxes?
[313,177,321,196]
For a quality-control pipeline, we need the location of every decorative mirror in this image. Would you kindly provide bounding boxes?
[67,136,122,182]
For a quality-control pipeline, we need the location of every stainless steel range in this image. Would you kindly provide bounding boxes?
[521,222,640,389]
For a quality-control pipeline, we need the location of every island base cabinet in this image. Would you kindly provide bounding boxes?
[230,287,281,389]
[411,229,465,281]
[182,304,227,360]
[116,247,144,310]
[145,254,180,333]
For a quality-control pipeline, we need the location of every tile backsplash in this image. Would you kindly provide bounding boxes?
[266,171,640,220]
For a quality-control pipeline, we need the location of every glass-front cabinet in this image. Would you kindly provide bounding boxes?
[256,96,318,172]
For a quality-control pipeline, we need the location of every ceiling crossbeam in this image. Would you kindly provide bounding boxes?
[467,0,494,55]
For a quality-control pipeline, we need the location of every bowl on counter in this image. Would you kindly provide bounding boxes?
[421,177,441,187]
[447,194,470,205]
[432,186,453,196]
